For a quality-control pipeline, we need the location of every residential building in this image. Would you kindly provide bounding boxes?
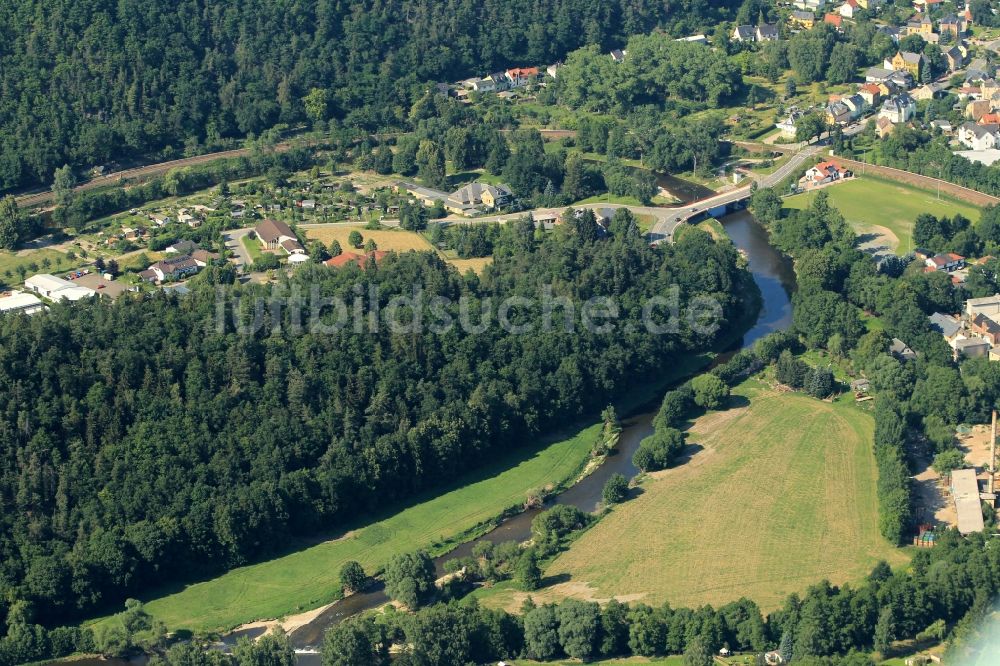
[929,312,962,340]
[889,51,925,78]
[610,49,626,62]
[905,16,934,36]
[967,99,992,121]
[505,67,539,87]
[794,0,826,10]
[255,218,304,254]
[931,119,953,133]
[925,252,966,272]
[971,313,1000,345]
[545,63,561,78]
[789,10,816,29]
[24,274,95,302]
[840,0,860,18]
[775,109,805,138]
[825,12,843,29]
[954,337,991,358]
[879,94,917,123]
[841,93,867,118]
[149,255,200,282]
[0,291,45,316]
[858,83,882,107]
[857,0,880,8]
[876,116,895,138]
[801,160,852,187]
[675,34,708,45]
[826,100,852,125]
[191,249,219,267]
[865,66,895,83]
[890,338,918,361]
[945,46,966,72]
[913,0,943,12]
[166,239,197,254]
[912,83,944,101]
[939,14,967,36]
[732,25,755,42]
[756,24,780,41]
[958,121,1000,150]
[448,182,513,212]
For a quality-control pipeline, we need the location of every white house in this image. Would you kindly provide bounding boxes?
[879,94,917,123]
[958,122,1000,151]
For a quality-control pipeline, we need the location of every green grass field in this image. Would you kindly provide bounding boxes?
[784,177,982,255]
[114,421,600,634]
[241,235,263,261]
[491,380,908,613]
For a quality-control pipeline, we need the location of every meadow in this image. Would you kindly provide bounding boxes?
[784,176,982,255]
[488,380,908,613]
[120,418,601,633]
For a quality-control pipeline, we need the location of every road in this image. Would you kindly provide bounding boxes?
[223,227,255,269]
[647,143,823,242]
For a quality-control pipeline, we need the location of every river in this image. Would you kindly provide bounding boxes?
[284,209,796,658]
[60,210,793,666]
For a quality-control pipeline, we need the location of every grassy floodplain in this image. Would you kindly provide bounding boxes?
[482,379,908,613]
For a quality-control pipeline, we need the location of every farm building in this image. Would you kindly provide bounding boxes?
[0,291,45,316]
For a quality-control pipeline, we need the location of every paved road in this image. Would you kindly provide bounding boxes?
[647,143,823,242]
[223,227,254,268]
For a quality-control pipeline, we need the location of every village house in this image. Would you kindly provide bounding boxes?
[826,100,852,125]
[912,82,946,101]
[794,0,827,10]
[191,249,219,267]
[841,93,867,119]
[931,119,953,133]
[958,122,1000,151]
[913,0,943,12]
[448,182,514,212]
[890,338,918,361]
[839,0,860,18]
[954,336,991,359]
[879,94,917,124]
[966,99,992,121]
[254,218,305,255]
[944,46,967,72]
[888,51,926,78]
[925,252,966,272]
[800,160,852,188]
[929,312,963,341]
[610,49,626,62]
[970,313,1000,346]
[147,255,200,282]
[824,12,844,30]
[756,24,780,41]
[324,250,390,269]
[789,10,816,29]
[858,83,882,107]
[905,16,934,36]
[166,239,197,254]
[505,67,538,88]
[876,116,895,138]
[731,25,755,42]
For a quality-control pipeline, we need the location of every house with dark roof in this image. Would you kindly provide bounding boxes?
[958,122,1000,151]
[255,219,305,255]
[890,338,918,361]
[732,25,755,42]
[756,24,780,41]
[149,255,200,282]
[971,313,1000,345]
[929,312,962,340]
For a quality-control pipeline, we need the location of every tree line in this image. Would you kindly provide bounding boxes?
[0,212,749,644]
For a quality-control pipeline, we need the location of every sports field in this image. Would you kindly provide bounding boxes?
[519,380,909,612]
[114,419,601,633]
[784,177,982,255]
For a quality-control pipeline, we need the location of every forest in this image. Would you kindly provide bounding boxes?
[0,0,742,192]
[0,212,751,645]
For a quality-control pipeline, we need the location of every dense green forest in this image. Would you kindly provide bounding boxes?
[0,0,741,191]
[0,214,750,635]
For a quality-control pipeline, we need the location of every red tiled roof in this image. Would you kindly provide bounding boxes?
[824,13,842,27]
[324,252,363,268]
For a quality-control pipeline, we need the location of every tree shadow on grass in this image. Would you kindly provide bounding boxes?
[725,394,751,410]
[670,443,705,467]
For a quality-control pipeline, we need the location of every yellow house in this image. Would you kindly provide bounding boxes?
[789,10,815,29]
[891,51,924,78]
[856,0,881,8]
[905,17,934,36]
